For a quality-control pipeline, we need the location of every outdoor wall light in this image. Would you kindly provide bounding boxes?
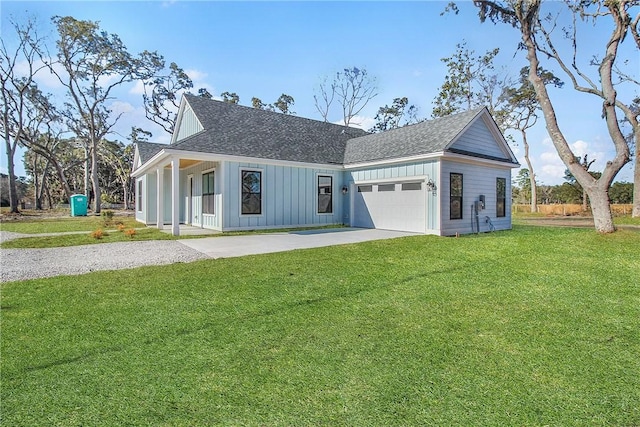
[341,185,349,195]
[426,179,437,192]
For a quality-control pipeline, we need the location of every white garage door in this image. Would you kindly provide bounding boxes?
[352,181,426,233]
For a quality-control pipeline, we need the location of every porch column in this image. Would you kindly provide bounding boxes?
[171,157,180,236]
[156,166,164,230]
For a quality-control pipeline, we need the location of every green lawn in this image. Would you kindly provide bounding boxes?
[0,214,141,233]
[2,226,639,426]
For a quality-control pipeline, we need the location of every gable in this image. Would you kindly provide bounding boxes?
[174,103,204,143]
[447,116,511,160]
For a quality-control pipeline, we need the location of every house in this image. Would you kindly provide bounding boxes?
[132,94,519,236]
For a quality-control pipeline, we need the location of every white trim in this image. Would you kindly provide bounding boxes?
[344,153,443,170]
[441,152,519,169]
[186,174,194,226]
[131,148,344,178]
[239,168,264,217]
[353,175,429,185]
[136,178,144,213]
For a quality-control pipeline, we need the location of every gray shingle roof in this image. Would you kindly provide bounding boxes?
[343,108,486,165]
[173,95,368,165]
[136,141,167,163]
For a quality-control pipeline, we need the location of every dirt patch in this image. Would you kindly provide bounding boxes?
[517,216,596,228]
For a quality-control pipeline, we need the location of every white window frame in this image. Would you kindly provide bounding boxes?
[136,178,144,213]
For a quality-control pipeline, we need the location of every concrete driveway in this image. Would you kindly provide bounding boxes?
[178,228,416,258]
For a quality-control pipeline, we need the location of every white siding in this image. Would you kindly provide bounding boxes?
[450,118,508,159]
[440,160,512,236]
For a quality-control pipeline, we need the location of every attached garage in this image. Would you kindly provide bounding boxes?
[352,180,427,233]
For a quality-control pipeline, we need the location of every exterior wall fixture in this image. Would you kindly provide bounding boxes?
[426,179,437,193]
[342,185,349,195]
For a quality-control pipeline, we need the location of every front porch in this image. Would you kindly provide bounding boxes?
[134,151,222,236]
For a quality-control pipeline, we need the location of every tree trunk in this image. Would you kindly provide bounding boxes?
[582,190,588,212]
[4,139,19,214]
[91,141,101,213]
[587,185,615,233]
[633,137,639,217]
[522,129,538,213]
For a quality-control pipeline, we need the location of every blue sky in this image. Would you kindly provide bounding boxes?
[1,0,636,184]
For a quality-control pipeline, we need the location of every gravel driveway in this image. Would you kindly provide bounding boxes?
[0,239,208,282]
[0,228,414,283]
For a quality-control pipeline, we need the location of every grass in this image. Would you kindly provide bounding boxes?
[1,225,639,426]
[0,214,141,234]
[1,227,178,248]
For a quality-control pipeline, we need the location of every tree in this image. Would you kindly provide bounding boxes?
[46,16,162,213]
[0,16,47,213]
[515,168,532,203]
[432,41,507,127]
[314,67,378,126]
[369,97,420,133]
[143,61,213,134]
[251,93,296,114]
[501,66,563,212]
[472,0,635,233]
[221,91,240,104]
[273,94,295,115]
[609,182,634,204]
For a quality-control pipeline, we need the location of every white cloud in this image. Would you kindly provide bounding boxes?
[185,69,208,82]
[333,115,375,131]
[130,80,146,95]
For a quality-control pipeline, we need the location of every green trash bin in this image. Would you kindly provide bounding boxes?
[70,194,88,216]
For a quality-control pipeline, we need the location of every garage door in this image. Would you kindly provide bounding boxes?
[352,181,426,233]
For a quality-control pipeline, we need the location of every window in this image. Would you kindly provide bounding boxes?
[202,171,215,215]
[317,175,333,214]
[496,177,506,218]
[450,173,463,220]
[402,182,422,191]
[137,180,143,212]
[378,184,395,192]
[357,185,372,192]
[241,170,262,215]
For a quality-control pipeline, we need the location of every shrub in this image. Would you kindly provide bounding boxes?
[124,228,136,238]
[101,210,115,226]
[90,229,105,239]
[117,224,126,232]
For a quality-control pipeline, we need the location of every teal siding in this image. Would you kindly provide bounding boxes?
[440,160,512,236]
[222,161,344,231]
[450,118,507,159]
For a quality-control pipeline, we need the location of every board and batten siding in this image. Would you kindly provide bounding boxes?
[179,161,221,230]
[450,117,508,160]
[440,159,512,236]
[347,160,440,233]
[175,105,204,142]
[221,161,345,230]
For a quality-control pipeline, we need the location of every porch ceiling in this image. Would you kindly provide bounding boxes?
[163,159,202,169]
